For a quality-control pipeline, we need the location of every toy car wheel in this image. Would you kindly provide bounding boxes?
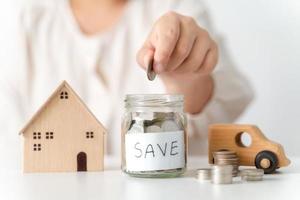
[255,150,278,174]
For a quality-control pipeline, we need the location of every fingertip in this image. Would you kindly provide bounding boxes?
[137,48,154,69]
[143,50,154,67]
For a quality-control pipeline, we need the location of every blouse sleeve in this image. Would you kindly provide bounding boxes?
[0,3,35,136]
[168,0,254,146]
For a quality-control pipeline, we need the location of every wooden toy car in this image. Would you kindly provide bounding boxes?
[208,124,290,174]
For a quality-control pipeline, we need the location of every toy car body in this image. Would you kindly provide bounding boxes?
[208,124,290,173]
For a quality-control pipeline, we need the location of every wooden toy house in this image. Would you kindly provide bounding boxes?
[20,81,106,173]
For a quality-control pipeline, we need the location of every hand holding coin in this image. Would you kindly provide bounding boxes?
[136,11,218,114]
[137,11,218,77]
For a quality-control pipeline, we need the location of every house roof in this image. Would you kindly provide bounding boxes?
[19,81,107,135]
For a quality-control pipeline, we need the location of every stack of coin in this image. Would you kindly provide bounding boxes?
[197,168,212,182]
[213,150,239,177]
[240,169,264,181]
[211,165,233,184]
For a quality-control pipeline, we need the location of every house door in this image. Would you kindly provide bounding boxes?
[77,152,87,171]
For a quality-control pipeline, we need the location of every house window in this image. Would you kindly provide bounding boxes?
[60,91,68,99]
[33,132,41,139]
[86,132,94,139]
[33,144,41,151]
[46,132,54,139]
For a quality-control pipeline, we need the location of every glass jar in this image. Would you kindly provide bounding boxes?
[121,94,187,178]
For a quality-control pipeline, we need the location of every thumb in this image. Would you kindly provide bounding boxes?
[136,46,154,70]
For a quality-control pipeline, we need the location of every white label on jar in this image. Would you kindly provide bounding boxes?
[125,131,185,171]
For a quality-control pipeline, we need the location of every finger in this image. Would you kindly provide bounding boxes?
[150,12,180,73]
[136,44,155,70]
[166,17,197,71]
[174,30,211,73]
[197,42,218,74]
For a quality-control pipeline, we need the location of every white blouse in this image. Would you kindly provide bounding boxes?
[0,0,253,156]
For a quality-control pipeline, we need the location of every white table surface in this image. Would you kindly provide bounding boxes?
[0,156,299,200]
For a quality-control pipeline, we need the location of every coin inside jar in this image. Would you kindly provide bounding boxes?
[147,58,156,81]
[128,112,183,133]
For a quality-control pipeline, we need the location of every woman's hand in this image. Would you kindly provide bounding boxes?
[137,11,218,114]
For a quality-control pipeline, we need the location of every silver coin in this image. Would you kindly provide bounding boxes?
[214,154,238,158]
[197,168,212,174]
[161,120,180,132]
[213,150,240,177]
[128,122,144,133]
[154,112,174,120]
[215,158,237,162]
[241,174,263,181]
[212,174,233,182]
[213,150,236,154]
[147,58,156,81]
[215,162,239,165]
[212,165,233,173]
[145,125,162,133]
[197,168,212,181]
[240,169,264,176]
[211,165,233,184]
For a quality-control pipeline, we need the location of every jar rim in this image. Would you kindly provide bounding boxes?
[125,94,184,108]
[125,94,183,101]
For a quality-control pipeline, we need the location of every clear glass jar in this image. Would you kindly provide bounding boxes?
[121,94,187,178]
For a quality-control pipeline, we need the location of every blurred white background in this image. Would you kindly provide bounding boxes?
[203,0,300,156]
[0,0,299,169]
